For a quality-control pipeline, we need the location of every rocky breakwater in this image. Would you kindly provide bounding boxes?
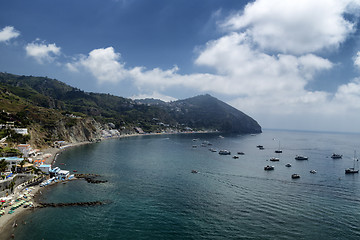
[74,173,108,184]
[36,200,109,208]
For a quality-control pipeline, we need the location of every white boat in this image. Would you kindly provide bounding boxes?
[292,174,300,179]
[270,157,279,162]
[345,151,359,174]
[310,170,317,174]
[274,139,282,153]
[219,150,231,155]
[264,165,274,170]
[295,155,308,160]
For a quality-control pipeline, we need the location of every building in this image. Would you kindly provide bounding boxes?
[1,157,24,171]
[14,128,28,135]
[17,144,32,158]
[38,164,52,174]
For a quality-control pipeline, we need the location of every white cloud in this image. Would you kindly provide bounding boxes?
[65,0,360,132]
[131,92,177,102]
[0,26,20,42]
[25,41,61,64]
[67,47,128,83]
[221,0,356,54]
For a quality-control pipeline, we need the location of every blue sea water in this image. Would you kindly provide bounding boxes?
[13,130,360,239]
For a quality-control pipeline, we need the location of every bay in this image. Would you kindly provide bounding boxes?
[14,130,360,239]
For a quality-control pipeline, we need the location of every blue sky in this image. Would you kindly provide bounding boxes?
[2,0,360,132]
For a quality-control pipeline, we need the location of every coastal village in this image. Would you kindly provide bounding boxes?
[0,118,205,233]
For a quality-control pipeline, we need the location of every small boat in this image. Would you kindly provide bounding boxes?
[270,157,279,162]
[73,170,77,172]
[209,148,217,152]
[310,170,317,174]
[232,155,239,159]
[285,163,292,167]
[237,152,245,155]
[331,153,342,159]
[192,145,197,148]
[219,150,231,155]
[274,139,282,153]
[295,155,308,160]
[264,165,274,170]
[345,151,359,174]
[256,145,263,148]
[291,174,300,179]
[191,170,198,174]
[259,146,265,150]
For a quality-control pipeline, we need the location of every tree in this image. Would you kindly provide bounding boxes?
[0,159,8,173]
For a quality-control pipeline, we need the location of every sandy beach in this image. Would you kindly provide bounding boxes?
[0,141,91,239]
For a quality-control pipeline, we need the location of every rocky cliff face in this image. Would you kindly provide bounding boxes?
[28,117,105,148]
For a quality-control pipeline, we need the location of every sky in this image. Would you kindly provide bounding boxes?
[2,0,360,133]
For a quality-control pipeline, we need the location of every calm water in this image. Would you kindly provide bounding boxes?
[14,130,360,239]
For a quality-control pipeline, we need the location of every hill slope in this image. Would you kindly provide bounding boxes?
[0,72,261,147]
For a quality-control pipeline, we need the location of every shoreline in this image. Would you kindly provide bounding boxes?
[0,131,217,239]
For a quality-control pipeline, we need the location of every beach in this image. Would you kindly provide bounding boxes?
[0,141,91,239]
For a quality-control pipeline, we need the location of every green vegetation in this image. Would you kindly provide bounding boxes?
[0,72,261,148]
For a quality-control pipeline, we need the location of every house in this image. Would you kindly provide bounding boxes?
[17,144,32,158]
[1,157,24,171]
[38,164,52,174]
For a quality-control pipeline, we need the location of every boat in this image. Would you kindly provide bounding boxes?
[237,152,245,155]
[285,163,292,167]
[295,155,308,160]
[310,170,317,174]
[209,148,217,152]
[256,145,263,148]
[232,155,239,159]
[219,150,231,155]
[73,170,77,172]
[191,170,198,174]
[291,174,300,179]
[331,153,342,159]
[274,139,282,153]
[345,151,359,174]
[192,145,197,148]
[269,157,279,162]
[264,165,274,170]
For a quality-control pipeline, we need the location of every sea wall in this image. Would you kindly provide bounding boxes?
[0,174,34,198]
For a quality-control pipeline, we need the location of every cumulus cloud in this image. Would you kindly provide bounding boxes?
[221,0,356,54]
[65,0,360,131]
[0,26,20,42]
[131,91,177,102]
[25,41,61,64]
[67,47,128,83]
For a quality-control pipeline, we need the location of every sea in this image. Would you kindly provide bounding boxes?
[13,130,360,239]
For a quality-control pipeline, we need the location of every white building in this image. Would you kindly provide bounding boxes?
[38,164,52,174]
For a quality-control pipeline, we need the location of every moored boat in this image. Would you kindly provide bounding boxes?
[233,155,239,159]
[264,165,274,170]
[270,157,279,162]
[291,174,300,179]
[219,150,231,155]
[285,163,292,167]
[331,153,342,159]
[295,155,308,160]
[310,170,317,174]
[345,150,359,174]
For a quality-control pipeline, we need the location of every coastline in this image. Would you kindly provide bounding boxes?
[0,141,91,239]
[0,131,215,239]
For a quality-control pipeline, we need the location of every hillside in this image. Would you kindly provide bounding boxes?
[0,72,261,147]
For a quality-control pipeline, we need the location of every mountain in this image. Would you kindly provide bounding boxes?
[0,72,261,147]
[168,94,261,134]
